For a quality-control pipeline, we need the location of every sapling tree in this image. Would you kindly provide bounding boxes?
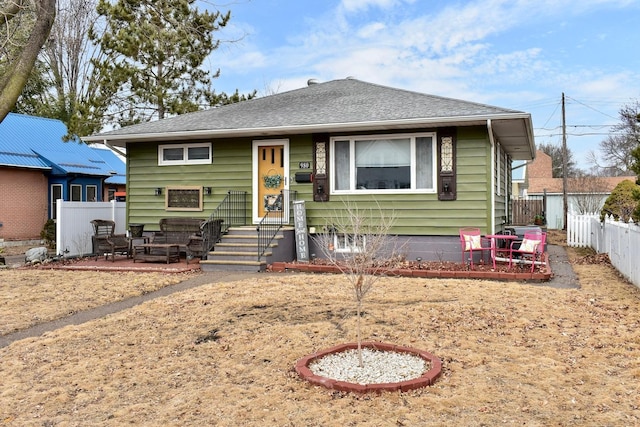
[313,199,401,367]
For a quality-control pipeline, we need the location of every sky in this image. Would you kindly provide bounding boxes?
[202,0,640,170]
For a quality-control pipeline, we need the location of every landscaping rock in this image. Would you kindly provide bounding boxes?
[25,247,48,263]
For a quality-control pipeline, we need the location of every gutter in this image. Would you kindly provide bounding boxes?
[102,140,127,158]
[82,113,533,145]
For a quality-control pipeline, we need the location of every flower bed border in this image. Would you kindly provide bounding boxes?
[295,341,442,393]
[271,253,551,281]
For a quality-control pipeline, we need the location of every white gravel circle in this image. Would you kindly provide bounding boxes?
[308,348,429,385]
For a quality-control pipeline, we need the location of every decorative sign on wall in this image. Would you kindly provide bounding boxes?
[293,200,309,262]
[166,187,203,211]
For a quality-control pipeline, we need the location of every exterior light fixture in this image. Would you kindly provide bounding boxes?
[154,187,163,196]
[203,187,212,195]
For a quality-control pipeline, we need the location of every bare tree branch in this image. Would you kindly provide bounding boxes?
[312,199,403,367]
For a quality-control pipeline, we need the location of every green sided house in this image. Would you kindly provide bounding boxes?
[84,78,535,270]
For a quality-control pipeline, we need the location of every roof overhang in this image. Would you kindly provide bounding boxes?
[84,113,535,160]
[489,116,536,160]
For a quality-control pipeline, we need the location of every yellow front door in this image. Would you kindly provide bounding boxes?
[257,144,286,218]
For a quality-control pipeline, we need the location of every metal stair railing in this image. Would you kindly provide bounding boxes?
[257,189,297,261]
[201,191,247,259]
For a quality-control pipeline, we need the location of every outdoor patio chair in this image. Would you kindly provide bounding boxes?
[90,219,130,262]
[508,231,547,273]
[459,227,492,269]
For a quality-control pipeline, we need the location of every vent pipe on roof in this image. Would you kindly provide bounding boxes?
[307,79,319,86]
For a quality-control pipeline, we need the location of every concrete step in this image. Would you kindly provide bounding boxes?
[199,259,267,272]
[215,242,277,252]
[207,251,272,262]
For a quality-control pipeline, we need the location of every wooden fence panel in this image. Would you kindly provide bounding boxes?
[511,198,544,225]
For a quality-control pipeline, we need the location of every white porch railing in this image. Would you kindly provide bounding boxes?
[567,213,640,288]
[55,200,126,257]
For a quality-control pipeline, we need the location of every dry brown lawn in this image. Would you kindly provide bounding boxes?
[1,241,639,426]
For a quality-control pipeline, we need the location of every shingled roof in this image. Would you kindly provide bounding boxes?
[85,78,535,160]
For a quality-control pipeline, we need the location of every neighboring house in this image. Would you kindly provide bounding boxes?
[84,78,535,262]
[0,113,126,241]
[527,150,637,229]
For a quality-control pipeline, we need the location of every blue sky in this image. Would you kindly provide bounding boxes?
[204,0,640,170]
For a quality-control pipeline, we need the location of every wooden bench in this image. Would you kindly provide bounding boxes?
[152,218,224,263]
[153,218,205,250]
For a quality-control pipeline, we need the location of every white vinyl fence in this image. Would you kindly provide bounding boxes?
[56,200,126,258]
[567,213,640,288]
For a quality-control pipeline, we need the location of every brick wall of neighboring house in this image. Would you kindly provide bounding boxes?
[528,150,552,179]
[0,168,48,241]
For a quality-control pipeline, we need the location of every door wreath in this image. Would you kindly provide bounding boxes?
[262,170,283,189]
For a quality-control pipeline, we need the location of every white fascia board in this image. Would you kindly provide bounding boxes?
[83,113,532,147]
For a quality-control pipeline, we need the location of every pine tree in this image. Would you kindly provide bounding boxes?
[89,0,249,128]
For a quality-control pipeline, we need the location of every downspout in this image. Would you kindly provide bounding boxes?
[487,119,496,234]
[103,140,127,159]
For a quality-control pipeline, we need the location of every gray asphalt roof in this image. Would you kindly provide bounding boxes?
[89,78,525,138]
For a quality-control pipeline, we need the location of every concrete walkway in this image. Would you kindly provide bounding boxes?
[0,271,262,349]
[541,244,580,289]
[0,245,579,349]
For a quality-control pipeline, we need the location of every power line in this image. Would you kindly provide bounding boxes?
[564,95,619,120]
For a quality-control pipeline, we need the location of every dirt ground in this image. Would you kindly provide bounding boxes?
[1,234,639,426]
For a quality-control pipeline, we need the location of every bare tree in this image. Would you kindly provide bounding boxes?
[537,142,579,177]
[313,199,401,367]
[568,173,609,214]
[589,100,640,176]
[0,0,57,122]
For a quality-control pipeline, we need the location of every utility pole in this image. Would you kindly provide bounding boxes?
[562,93,568,230]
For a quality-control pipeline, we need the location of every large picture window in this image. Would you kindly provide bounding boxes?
[331,133,435,194]
[158,143,212,166]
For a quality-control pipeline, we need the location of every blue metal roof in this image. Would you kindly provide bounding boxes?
[91,147,126,184]
[0,113,125,178]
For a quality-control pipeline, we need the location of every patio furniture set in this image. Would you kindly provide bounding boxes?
[459,227,547,272]
[90,218,223,264]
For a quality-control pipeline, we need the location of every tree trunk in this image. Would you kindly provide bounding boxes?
[0,0,57,122]
[356,300,363,367]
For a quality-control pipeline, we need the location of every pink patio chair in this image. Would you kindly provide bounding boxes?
[509,231,547,273]
[459,228,492,269]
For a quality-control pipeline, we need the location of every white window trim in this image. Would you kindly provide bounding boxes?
[334,234,366,253]
[51,184,63,219]
[158,142,212,166]
[86,185,98,202]
[70,184,82,201]
[330,132,437,195]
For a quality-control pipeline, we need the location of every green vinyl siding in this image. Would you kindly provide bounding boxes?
[126,126,494,236]
[126,139,254,229]
[292,127,492,237]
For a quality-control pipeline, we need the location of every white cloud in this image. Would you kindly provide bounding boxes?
[340,0,414,13]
